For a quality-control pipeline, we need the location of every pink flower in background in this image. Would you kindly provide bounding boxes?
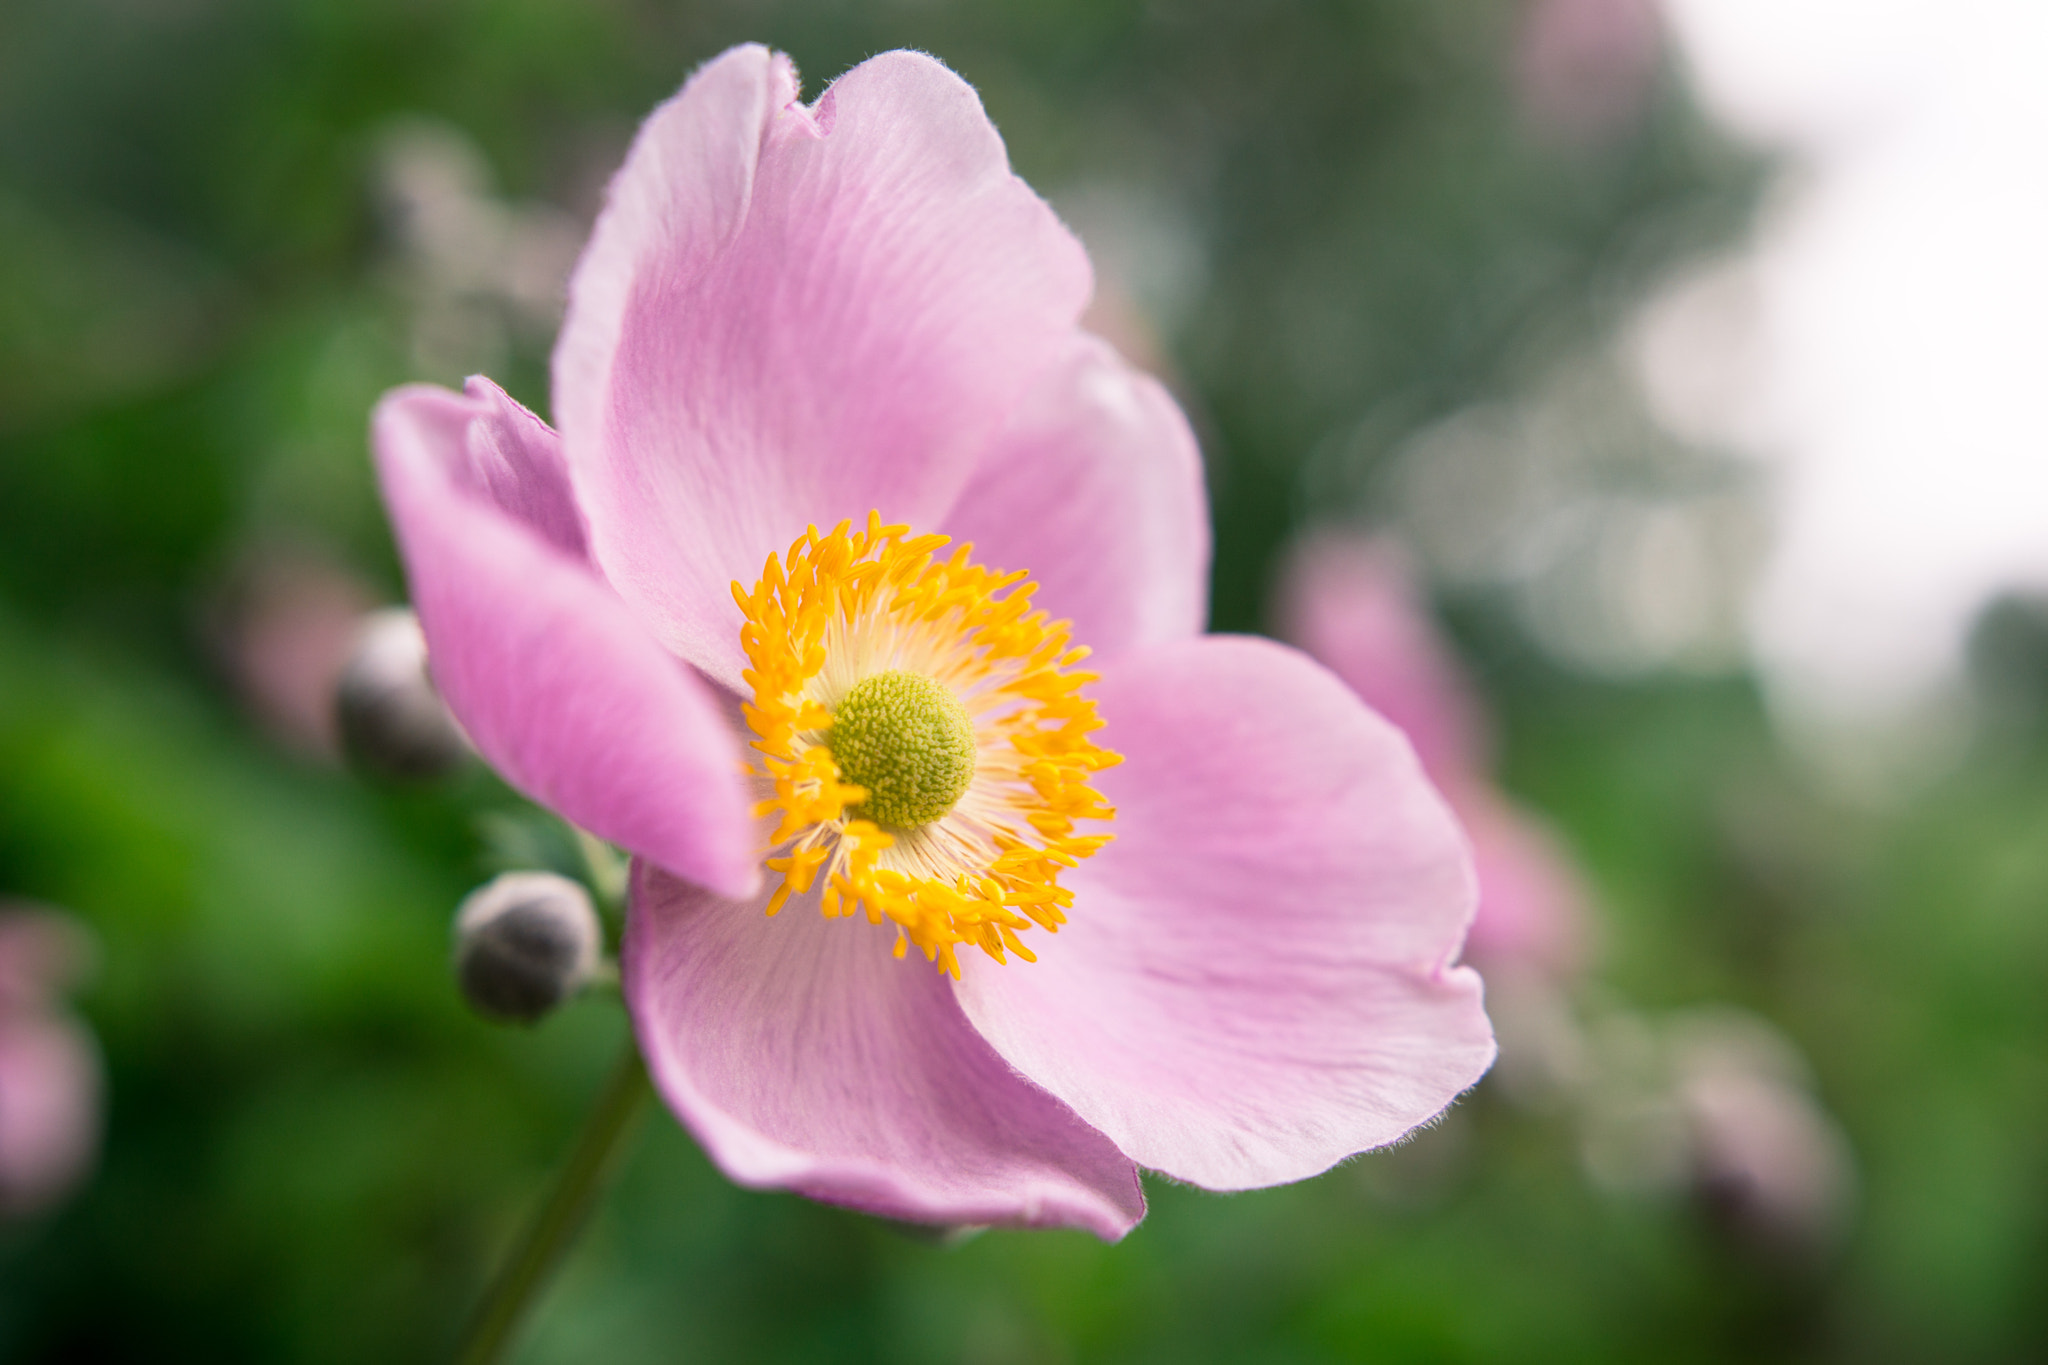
[1515,0,1664,145]
[210,547,376,759]
[1579,1008,1853,1255]
[0,907,102,1217]
[1278,535,1591,977]
[372,45,1493,1238]
[1672,1013,1853,1252]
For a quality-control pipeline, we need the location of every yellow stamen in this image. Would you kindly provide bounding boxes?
[734,512,1121,974]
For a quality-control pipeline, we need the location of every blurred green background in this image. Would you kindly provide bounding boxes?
[2,0,2044,1360]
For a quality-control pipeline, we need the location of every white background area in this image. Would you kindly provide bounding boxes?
[1639,0,2048,750]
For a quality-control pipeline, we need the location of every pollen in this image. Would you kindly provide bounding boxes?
[733,512,1121,976]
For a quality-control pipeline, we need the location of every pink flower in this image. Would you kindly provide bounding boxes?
[1669,1012,1853,1253]
[1514,0,1664,145]
[208,546,375,760]
[1277,536,1590,976]
[0,907,102,1217]
[372,45,1493,1239]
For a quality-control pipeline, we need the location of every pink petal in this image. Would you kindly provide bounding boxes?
[953,635,1495,1191]
[554,45,1094,689]
[0,1014,99,1216]
[1275,534,1489,780]
[372,382,758,898]
[1276,534,1593,976]
[1451,783,1593,975]
[939,336,1209,660]
[447,376,589,560]
[623,861,1144,1239]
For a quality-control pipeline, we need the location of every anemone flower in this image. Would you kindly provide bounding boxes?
[373,45,1493,1239]
[0,907,101,1217]
[1277,535,1590,977]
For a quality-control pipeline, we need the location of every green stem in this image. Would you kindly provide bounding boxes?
[455,1043,652,1365]
[573,828,630,917]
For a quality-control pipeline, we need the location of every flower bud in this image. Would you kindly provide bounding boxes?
[1580,1007,1853,1260]
[1672,1017,1854,1257]
[334,608,468,780]
[453,873,603,1024]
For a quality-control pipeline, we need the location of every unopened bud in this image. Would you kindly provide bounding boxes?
[454,873,602,1024]
[1672,1017,1854,1256]
[335,608,468,779]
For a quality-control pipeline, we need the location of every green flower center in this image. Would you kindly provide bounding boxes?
[828,670,977,830]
